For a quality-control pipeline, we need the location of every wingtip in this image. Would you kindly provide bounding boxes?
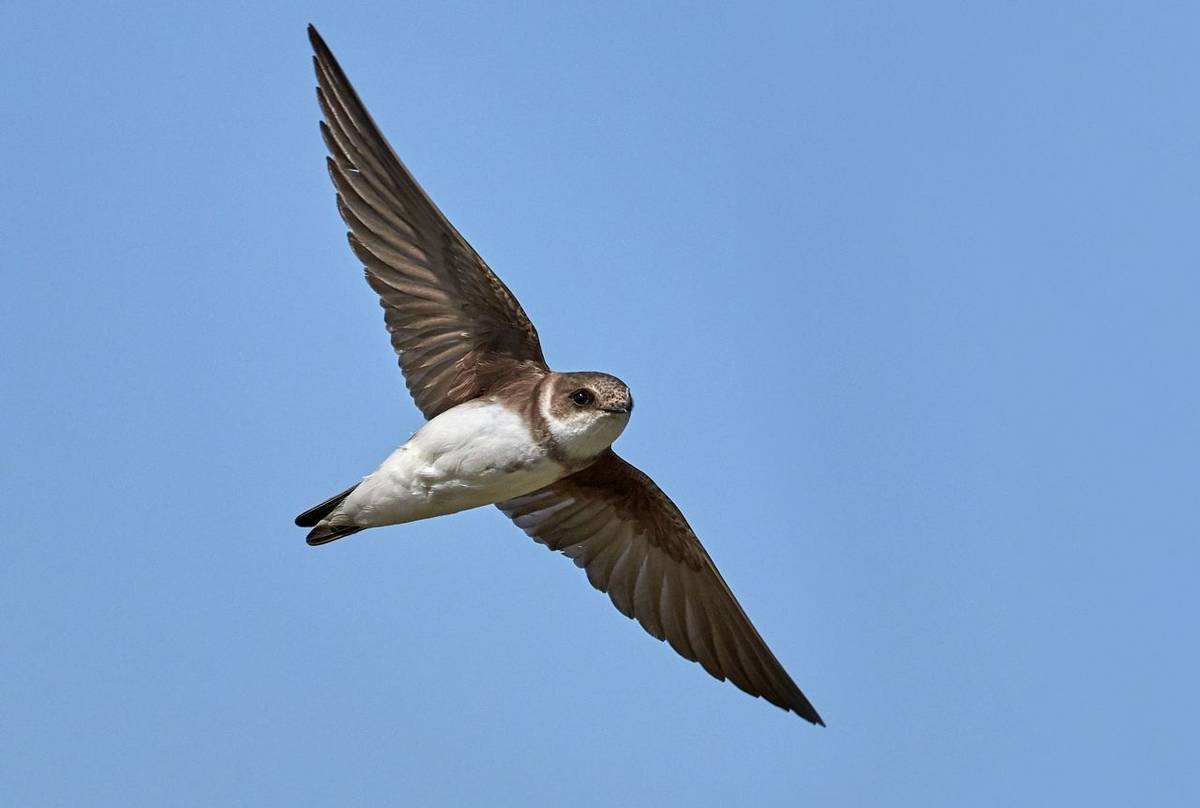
[789,695,825,726]
[307,23,327,53]
[773,688,824,725]
[795,702,826,726]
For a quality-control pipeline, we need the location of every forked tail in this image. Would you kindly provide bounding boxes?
[295,484,363,545]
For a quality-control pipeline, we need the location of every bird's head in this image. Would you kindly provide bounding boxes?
[539,371,634,460]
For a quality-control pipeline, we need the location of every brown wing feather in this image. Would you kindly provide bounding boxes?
[498,451,824,724]
[309,26,548,418]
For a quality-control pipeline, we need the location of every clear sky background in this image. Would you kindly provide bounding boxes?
[3,2,1197,805]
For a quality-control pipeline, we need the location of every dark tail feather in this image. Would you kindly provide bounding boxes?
[295,484,358,527]
[306,523,364,546]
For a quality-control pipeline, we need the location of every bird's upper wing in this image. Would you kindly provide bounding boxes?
[498,450,824,724]
[309,26,548,419]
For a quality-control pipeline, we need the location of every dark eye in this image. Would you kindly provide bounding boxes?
[570,389,594,407]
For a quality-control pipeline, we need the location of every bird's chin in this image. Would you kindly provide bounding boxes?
[599,412,631,444]
[546,406,631,460]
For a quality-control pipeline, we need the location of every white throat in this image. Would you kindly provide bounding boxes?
[538,382,628,460]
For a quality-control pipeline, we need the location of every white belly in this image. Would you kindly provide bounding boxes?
[337,399,565,529]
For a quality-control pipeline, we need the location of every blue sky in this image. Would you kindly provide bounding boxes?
[3,1,1197,805]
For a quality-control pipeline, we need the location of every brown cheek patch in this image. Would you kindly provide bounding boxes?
[547,385,578,420]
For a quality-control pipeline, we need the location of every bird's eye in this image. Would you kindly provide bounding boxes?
[570,389,594,407]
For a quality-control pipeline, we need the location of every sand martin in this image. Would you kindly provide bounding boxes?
[297,25,823,724]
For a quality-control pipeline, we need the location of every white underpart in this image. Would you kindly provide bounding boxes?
[330,399,568,529]
[538,382,629,461]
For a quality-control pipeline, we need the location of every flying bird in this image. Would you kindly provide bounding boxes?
[297,24,824,725]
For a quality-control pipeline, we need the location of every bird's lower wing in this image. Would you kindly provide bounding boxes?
[497,450,823,723]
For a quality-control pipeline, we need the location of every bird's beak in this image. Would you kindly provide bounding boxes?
[602,395,634,415]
